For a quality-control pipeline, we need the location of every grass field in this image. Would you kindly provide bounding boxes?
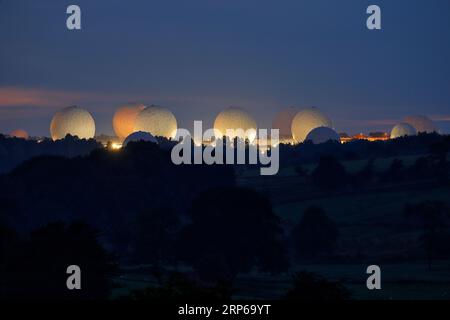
[114,154,450,300]
[234,261,450,300]
[232,154,450,299]
[114,260,450,300]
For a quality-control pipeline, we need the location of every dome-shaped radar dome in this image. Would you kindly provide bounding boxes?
[123,131,158,146]
[214,107,257,142]
[390,123,417,139]
[291,107,332,143]
[113,103,145,140]
[133,105,177,139]
[404,115,437,133]
[305,127,340,144]
[50,106,95,141]
[9,129,29,139]
[272,107,299,141]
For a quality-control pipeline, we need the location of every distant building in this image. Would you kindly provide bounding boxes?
[339,132,352,143]
[339,132,390,143]
[368,132,390,141]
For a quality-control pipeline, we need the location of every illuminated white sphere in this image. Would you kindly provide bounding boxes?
[272,107,299,140]
[213,107,257,142]
[305,127,340,144]
[50,106,95,141]
[390,123,417,139]
[134,105,177,139]
[9,129,29,139]
[123,131,158,146]
[113,103,145,140]
[291,107,332,143]
[404,115,437,133]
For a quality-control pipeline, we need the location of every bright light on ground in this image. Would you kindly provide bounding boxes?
[110,142,122,150]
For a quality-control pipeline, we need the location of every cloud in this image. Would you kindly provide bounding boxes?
[0,85,250,124]
[0,86,247,107]
[0,87,87,108]
[430,115,450,122]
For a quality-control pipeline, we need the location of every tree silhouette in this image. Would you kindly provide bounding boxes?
[121,272,232,301]
[284,271,351,300]
[177,187,289,282]
[0,223,19,267]
[407,156,430,180]
[1,222,117,299]
[131,207,180,266]
[382,158,404,182]
[291,206,339,260]
[429,137,450,185]
[312,155,348,189]
[0,134,101,174]
[429,136,450,164]
[404,201,450,270]
[351,158,375,186]
[0,140,235,259]
[294,164,308,177]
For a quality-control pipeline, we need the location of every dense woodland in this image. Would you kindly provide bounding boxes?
[1,133,450,299]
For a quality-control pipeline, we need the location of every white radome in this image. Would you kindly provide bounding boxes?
[50,106,96,141]
[133,105,177,139]
[291,107,332,143]
[305,127,340,144]
[214,107,257,142]
[404,115,437,134]
[390,123,417,139]
[113,103,145,141]
[272,107,299,141]
[123,131,158,146]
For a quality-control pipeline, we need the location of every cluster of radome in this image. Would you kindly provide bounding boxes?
[390,115,438,139]
[46,105,339,145]
[41,103,438,146]
[212,106,339,145]
[112,104,177,143]
[272,107,339,144]
[48,104,177,143]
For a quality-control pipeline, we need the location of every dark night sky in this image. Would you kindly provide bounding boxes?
[1,0,449,136]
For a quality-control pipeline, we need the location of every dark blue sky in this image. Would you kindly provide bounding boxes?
[1,0,449,136]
